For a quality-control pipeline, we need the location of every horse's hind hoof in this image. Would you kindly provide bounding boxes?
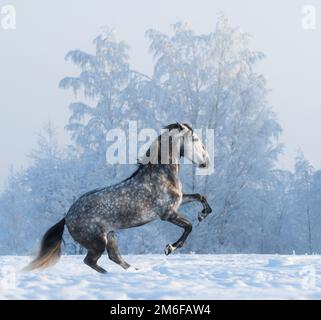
[95,266,108,274]
[164,244,175,255]
[126,266,139,271]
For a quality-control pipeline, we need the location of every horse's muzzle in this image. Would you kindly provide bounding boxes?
[198,159,210,169]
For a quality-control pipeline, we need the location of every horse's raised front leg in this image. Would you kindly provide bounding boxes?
[106,231,131,270]
[163,212,192,255]
[182,193,212,222]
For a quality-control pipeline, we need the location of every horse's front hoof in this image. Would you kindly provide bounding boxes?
[198,208,212,222]
[198,211,206,222]
[164,244,175,255]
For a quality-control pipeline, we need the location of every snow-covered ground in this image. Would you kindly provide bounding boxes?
[1,254,321,299]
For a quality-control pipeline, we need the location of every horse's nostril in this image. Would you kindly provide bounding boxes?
[199,162,207,168]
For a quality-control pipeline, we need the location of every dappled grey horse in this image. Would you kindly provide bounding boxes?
[26,123,212,273]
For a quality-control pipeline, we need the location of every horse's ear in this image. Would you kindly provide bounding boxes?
[176,122,184,131]
[177,123,190,137]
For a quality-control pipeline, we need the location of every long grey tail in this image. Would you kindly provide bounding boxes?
[24,218,65,271]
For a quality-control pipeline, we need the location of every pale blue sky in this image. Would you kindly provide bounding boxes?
[1,0,321,188]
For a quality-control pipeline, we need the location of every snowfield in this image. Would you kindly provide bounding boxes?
[1,254,321,299]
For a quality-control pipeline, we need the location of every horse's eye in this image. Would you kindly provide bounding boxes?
[192,137,198,142]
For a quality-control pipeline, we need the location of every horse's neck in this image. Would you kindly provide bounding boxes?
[162,163,179,177]
[136,143,181,184]
[151,163,180,185]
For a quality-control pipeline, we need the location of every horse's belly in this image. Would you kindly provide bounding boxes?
[111,206,158,229]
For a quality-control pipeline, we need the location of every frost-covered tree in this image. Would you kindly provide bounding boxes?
[59,30,156,190]
[294,152,314,253]
[283,151,314,254]
[269,169,294,253]
[309,169,321,252]
[0,123,88,254]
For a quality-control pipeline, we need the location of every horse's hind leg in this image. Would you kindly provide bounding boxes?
[107,231,131,270]
[84,249,107,274]
[83,238,107,274]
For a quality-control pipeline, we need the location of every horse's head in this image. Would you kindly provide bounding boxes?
[140,123,210,167]
[178,123,210,169]
[165,123,210,169]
